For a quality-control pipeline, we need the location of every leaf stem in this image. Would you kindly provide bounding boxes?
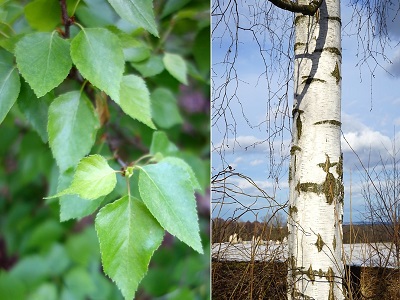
[132,154,155,166]
[79,80,88,94]
[126,176,131,198]
[71,0,82,16]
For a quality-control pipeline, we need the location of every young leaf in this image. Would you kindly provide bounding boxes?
[70,28,124,102]
[106,0,159,37]
[48,91,99,172]
[95,195,164,299]
[117,75,156,129]
[0,50,20,124]
[151,88,183,128]
[47,155,117,200]
[15,32,72,97]
[17,80,52,143]
[58,168,104,221]
[138,160,203,253]
[163,52,188,85]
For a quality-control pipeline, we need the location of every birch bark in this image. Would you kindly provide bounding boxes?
[287,0,344,299]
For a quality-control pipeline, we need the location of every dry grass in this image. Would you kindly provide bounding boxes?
[212,261,400,300]
[212,260,287,300]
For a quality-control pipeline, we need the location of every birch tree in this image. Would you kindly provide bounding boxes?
[212,0,397,298]
[284,1,344,299]
[261,0,344,298]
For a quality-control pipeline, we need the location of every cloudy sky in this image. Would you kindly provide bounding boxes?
[211,1,400,223]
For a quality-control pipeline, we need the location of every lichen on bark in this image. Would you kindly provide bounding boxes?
[315,233,325,252]
[331,61,341,84]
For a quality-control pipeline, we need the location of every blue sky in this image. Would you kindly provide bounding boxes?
[212,2,400,223]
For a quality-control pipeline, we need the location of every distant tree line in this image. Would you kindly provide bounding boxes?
[212,214,287,244]
[213,217,396,244]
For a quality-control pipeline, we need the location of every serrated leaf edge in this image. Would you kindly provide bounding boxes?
[95,196,163,299]
[15,32,72,98]
[138,163,203,253]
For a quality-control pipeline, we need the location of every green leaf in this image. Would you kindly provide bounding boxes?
[64,267,96,298]
[131,55,164,77]
[17,80,52,143]
[151,88,183,128]
[0,272,25,300]
[106,0,159,37]
[115,32,151,62]
[149,132,208,192]
[95,195,164,299]
[162,157,201,191]
[0,49,20,124]
[76,0,118,27]
[15,32,72,97]
[43,244,70,276]
[123,44,151,62]
[193,26,210,74]
[58,168,104,221]
[9,256,50,289]
[26,219,64,251]
[66,227,100,266]
[48,91,99,172]
[161,0,190,18]
[0,34,24,53]
[27,283,57,300]
[138,160,203,253]
[163,52,188,85]
[117,75,156,129]
[48,155,117,200]
[70,28,124,101]
[176,153,210,194]
[149,131,178,156]
[24,0,61,31]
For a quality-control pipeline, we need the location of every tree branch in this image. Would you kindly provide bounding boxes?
[268,0,323,16]
[59,0,73,38]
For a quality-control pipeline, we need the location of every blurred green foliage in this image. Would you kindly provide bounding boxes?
[0,0,210,299]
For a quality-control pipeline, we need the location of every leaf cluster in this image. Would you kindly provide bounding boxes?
[0,0,210,299]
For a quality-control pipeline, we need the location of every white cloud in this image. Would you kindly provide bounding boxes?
[342,112,393,155]
[388,48,400,77]
[341,113,400,174]
[342,130,391,154]
[229,176,272,191]
[250,159,264,166]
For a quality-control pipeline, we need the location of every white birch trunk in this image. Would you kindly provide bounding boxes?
[287,0,344,299]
